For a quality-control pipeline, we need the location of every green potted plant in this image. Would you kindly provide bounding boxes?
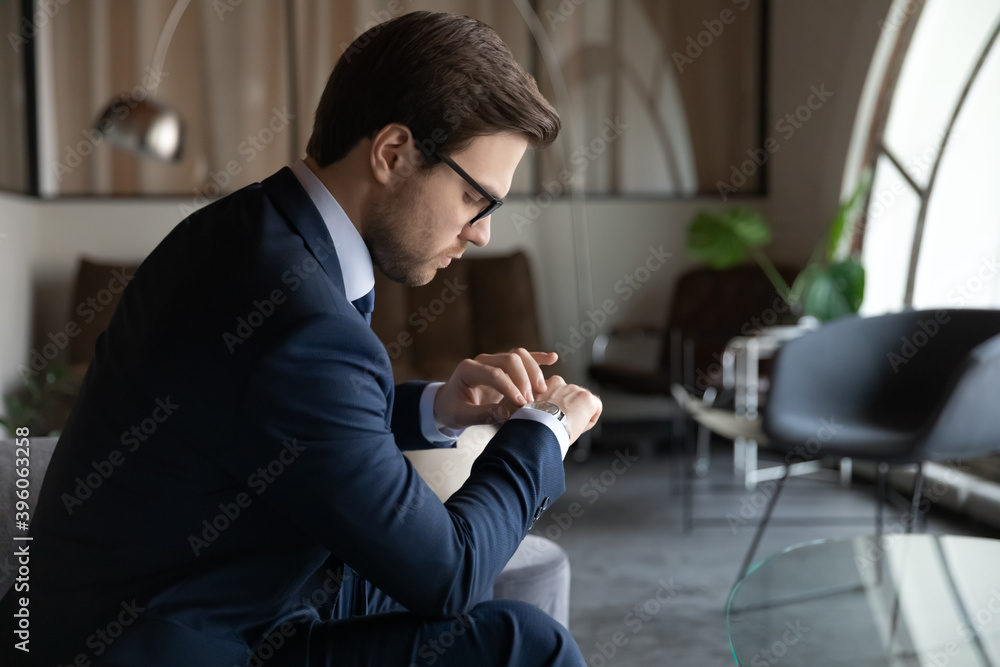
[686,176,870,322]
[0,365,78,437]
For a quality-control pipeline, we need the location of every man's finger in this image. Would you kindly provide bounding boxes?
[474,352,535,402]
[460,359,528,407]
[528,351,558,365]
[511,348,550,396]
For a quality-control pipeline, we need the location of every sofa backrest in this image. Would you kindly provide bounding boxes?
[371,251,545,382]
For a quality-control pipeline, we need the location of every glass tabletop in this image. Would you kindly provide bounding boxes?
[727,534,1000,666]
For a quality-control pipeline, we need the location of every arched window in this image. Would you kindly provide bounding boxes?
[844,0,1000,314]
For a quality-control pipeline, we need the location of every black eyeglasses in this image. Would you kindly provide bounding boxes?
[436,152,503,225]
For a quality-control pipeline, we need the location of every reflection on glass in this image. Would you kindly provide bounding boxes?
[728,535,1000,666]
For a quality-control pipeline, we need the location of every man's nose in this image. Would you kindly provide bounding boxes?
[462,216,491,247]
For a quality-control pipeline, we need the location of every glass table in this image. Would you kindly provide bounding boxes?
[727,534,1000,666]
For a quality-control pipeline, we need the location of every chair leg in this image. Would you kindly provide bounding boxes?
[681,417,694,534]
[735,467,789,586]
[874,462,889,587]
[875,462,889,544]
[906,462,925,534]
[694,423,711,477]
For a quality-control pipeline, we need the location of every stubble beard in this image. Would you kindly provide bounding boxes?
[364,178,439,287]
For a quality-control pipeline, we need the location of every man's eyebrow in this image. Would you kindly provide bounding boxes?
[469,174,502,201]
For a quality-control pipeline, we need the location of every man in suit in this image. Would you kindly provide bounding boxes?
[0,10,601,666]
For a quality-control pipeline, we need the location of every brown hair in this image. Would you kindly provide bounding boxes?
[306,11,560,168]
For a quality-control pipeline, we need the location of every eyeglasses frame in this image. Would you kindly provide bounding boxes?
[436,152,503,225]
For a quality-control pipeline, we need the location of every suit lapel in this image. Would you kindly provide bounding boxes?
[261,166,347,296]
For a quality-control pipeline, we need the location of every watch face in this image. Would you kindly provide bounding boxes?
[528,401,560,417]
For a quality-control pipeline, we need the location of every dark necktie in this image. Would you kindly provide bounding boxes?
[351,289,374,324]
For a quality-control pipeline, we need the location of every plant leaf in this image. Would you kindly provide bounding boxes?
[803,258,865,321]
[686,210,770,269]
[826,171,873,261]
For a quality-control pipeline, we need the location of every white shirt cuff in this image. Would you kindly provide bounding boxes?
[510,407,571,460]
[420,382,464,444]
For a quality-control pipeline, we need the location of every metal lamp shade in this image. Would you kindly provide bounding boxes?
[95,95,185,162]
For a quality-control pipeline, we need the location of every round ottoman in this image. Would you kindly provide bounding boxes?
[493,535,571,629]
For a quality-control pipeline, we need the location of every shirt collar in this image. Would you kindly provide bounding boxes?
[289,159,374,302]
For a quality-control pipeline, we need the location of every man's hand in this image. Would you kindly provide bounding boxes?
[535,375,602,444]
[434,349,557,430]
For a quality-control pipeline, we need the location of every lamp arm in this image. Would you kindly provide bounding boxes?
[148,0,192,96]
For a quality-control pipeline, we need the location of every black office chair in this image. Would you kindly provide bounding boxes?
[738,309,1000,581]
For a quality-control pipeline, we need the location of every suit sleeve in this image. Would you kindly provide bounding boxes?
[390,381,456,451]
[225,313,565,618]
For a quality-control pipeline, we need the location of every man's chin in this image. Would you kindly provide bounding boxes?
[382,262,437,287]
[407,267,438,287]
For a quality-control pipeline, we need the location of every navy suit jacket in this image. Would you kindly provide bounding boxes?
[0,167,565,666]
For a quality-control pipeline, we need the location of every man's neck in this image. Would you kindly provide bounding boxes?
[303,155,366,237]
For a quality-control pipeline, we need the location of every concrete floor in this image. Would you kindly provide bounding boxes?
[536,436,1000,666]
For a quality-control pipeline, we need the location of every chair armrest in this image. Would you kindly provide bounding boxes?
[925,332,1000,461]
[971,332,1000,363]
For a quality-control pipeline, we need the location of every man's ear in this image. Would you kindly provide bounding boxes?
[370,123,421,188]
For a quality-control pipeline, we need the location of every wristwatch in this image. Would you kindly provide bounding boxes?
[523,401,571,440]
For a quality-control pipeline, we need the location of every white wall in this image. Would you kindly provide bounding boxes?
[0,0,892,399]
[31,199,180,351]
[0,193,37,397]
